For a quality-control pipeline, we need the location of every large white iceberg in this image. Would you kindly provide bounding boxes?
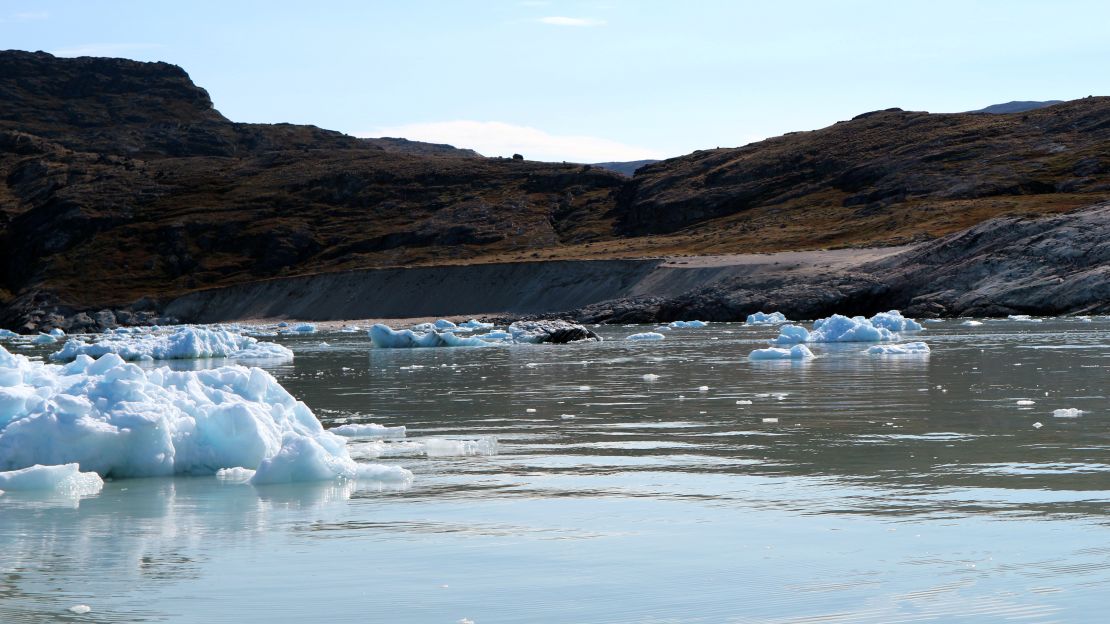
[0,463,103,495]
[746,311,788,325]
[748,344,815,360]
[49,326,294,362]
[865,342,931,355]
[0,344,411,485]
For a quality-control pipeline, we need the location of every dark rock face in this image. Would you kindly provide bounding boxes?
[508,320,601,343]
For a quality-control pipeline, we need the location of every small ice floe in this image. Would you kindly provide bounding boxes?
[0,463,103,495]
[642,373,660,381]
[1053,408,1084,418]
[1016,399,1036,406]
[525,408,537,413]
[32,333,58,345]
[0,344,410,486]
[48,328,66,337]
[865,342,930,355]
[560,414,576,419]
[0,329,17,340]
[423,437,498,457]
[578,385,591,391]
[770,325,811,345]
[736,400,753,405]
[292,323,318,333]
[745,311,787,325]
[762,418,779,423]
[49,326,293,362]
[460,319,494,329]
[318,342,330,348]
[962,320,984,327]
[669,320,708,328]
[627,332,665,341]
[1032,422,1044,429]
[698,385,710,392]
[371,320,597,348]
[1008,314,1042,323]
[748,345,815,360]
[330,423,407,438]
[68,605,92,615]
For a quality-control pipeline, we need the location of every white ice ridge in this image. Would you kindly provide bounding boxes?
[627,332,665,341]
[748,344,815,360]
[745,311,788,325]
[865,342,931,355]
[0,463,103,495]
[0,344,412,485]
[0,329,17,339]
[668,320,708,328]
[49,326,294,362]
[770,311,923,344]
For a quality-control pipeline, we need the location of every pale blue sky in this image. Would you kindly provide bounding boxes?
[3,0,1108,161]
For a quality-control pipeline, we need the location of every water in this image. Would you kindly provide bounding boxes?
[1,319,1108,623]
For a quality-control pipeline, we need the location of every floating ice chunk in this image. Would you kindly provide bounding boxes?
[330,423,407,438]
[48,328,66,337]
[0,345,406,484]
[32,333,58,345]
[669,320,708,328]
[698,385,710,392]
[355,463,415,481]
[808,315,896,343]
[1016,399,1036,406]
[770,324,810,345]
[627,332,665,341]
[642,373,660,381]
[749,344,816,360]
[215,467,256,482]
[0,329,17,340]
[762,418,779,423]
[1053,408,1084,418]
[423,437,498,457]
[318,342,330,348]
[49,327,293,362]
[736,399,753,405]
[68,605,92,615]
[292,323,317,333]
[369,324,490,348]
[962,320,984,327]
[1008,314,1042,323]
[1032,422,1043,429]
[460,319,494,329]
[0,463,103,495]
[865,342,930,355]
[746,311,788,325]
[869,310,924,332]
[433,319,457,330]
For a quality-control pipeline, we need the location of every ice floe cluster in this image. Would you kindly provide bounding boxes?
[668,320,709,329]
[49,326,294,363]
[370,319,599,348]
[0,344,410,489]
[751,310,927,360]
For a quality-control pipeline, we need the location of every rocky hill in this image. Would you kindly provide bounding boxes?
[0,50,1107,330]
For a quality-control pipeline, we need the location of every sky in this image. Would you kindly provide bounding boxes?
[2,0,1109,162]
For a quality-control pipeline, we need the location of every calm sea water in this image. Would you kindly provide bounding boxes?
[1,319,1108,623]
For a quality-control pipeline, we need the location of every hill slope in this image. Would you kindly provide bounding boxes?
[0,50,1107,329]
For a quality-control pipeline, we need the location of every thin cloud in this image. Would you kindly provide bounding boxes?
[538,16,606,27]
[50,43,164,58]
[13,11,49,21]
[360,120,664,163]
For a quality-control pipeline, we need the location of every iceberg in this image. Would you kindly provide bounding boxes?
[371,320,598,348]
[669,320,709,328]
[809,315,897,342]
[460,319,494,329]
[1052,408,1084,418]
[49,326,293,362]
[0,344,411,485]
[961,320,984,327]
[746,311,788,325]
[0,329,17,340]
[869,310,924,332]
[32,333,58,345]
[0,463,103,495]
[748,344,816,360]
[627,332,665,341]
[369,324,494,348]
[48,328,66,337]
[770,324,810,345]
[292,322,317,333]
[865,342,930,355]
